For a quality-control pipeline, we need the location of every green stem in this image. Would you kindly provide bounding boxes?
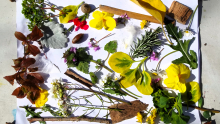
[91,60,113,73]
[66,88,131,105]
[118,89,138,99]
[70,104,121,111]
[119,82,142,98]
[187,5,198,30]
[156,51,178,71]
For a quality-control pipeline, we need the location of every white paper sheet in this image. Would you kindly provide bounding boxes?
[16,0,200,124]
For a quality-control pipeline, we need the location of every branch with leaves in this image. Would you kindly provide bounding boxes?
[4,26,45,104]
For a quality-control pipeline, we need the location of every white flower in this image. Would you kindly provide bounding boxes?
[183,29,193,37]
[123,24,138,49]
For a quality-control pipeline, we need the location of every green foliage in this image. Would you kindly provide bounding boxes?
[115,58,134,68]
[104,40,117,53]
[152,88,190,124]
[198,97,203,108]
[165,23,198,69]
[24,106,46,124]
[203,111,211,119]
[102,77,126,96]
[129,27,162,59]
[89,72,98,84]
[63,47,93,74]
[42,104,63,117]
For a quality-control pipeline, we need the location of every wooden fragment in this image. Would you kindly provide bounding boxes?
[167,1,193,24]
[64,69,93,88]
[27,116,111,124]
[109,100,148,123]
[99,5,161,24]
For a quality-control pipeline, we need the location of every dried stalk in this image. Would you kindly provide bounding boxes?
[66,88,131,105]
[182,104,220,113]
[65,69,93,88]
[27,116,111,124]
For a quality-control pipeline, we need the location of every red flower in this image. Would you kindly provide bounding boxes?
[68,18,89,31]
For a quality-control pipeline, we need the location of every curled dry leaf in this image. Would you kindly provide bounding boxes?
[21,58,36,68]
[12,87,26,98]
[14,31,27,42]
[27,26,43,41]
[72,33,84,44]
[4,74,16,85]
[27,44,41,56]
[28,67,38,72]
[27,73,44,84]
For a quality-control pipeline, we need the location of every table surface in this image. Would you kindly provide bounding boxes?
[0,0,220,124]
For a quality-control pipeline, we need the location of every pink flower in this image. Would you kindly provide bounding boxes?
[64,58,67,63]
[150,51,159,61]
[88,42,93,48]
[120,13,130,20]
[72,58,77,62]
[70,47,77,53]
[152,78,161,83]
[94,46,100,51]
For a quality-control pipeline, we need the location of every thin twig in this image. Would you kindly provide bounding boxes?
[182,104,220,113]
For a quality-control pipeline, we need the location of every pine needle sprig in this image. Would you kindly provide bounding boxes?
[129,27,162,59]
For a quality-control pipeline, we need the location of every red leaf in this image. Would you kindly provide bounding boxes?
[14,31,27,42]
[21,58,36,68]
[28,67,38,72]
[27,91,40,104]
[11,87,27,98]
[12,66,20,71]
[27,26,43,41]
[4,74,16,85]
[22,81,40,92]
[28,44,41,56]
[27,73,44,84]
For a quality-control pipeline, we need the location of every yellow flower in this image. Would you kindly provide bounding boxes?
[35,88,49,107]
[164,64,190,93]
[89,11,116,31]
[140,20,148,29]
[136,112,143,123]
[146,108,157,124]
[59,2,83,24]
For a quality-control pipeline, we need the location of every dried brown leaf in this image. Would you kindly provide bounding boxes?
[13,57,23,66]
[28,67,38,72]
[4,74,16,85]
[22,81,40,92]
[15,31,27,42]
[27,91,40,104]
[27,26,43,41]
[27,73,44,84]
[11,87,27,98]
[21,58,36,68]
[28,44,41,56]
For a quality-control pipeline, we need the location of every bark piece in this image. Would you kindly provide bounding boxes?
[167,1,193,24]
[27,116,111,124]
[64,69,93,88]
[109,100,148,123]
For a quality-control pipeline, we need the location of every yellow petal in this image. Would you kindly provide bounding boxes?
[179,64,190,80]
[92,11,104,19]
[166,64,179,78]
[164,77,176,89]
[104,16,116,31]
[189,81,201,103]
[120,69,137,88]
[35,89,49,107]
[89,19,103,30]
[176,82,186,93]
[103,11,114,17]
[130,0,166,23]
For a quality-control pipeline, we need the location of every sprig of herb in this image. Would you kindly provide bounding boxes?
[129,27,162,59]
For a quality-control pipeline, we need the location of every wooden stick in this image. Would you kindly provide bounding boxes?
[64,69,93,88]
[27,116,111,124]
[99,5,161,24]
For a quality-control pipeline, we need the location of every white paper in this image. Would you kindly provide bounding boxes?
[16,0,200,124]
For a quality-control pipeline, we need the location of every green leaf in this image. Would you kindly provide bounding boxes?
[134,70,153,95]
[189,82,201,103]
[77,62,89,74]
[158,96,169,108]
[104,40,117,53]
[198,97,203,108]
[203,111,211,119]
[120,69,138,88]
[90,72,98,84]
[108,52,134,73]
[175,93,183,115]
[171,111,189,124]
[166,23,198,69]
[96,59,102,64]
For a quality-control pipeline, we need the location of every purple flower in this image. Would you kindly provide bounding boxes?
[73,47,77,53]
[64,58,67,63]
[94,46,100,51]
[120,13,130,20]
[88,42,93,48]
[152,78,161,83]
[150,51,159,61]
[72,58,77,62]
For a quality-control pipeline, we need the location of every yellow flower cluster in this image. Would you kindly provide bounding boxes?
[35,88,49,107]
[89,11,116,31]
[140,20,148,29]
[136,112,143,123]
[146,108,157,124]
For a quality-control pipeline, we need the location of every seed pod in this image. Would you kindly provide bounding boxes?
[81,3,91,13]
[72,33,84,44]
